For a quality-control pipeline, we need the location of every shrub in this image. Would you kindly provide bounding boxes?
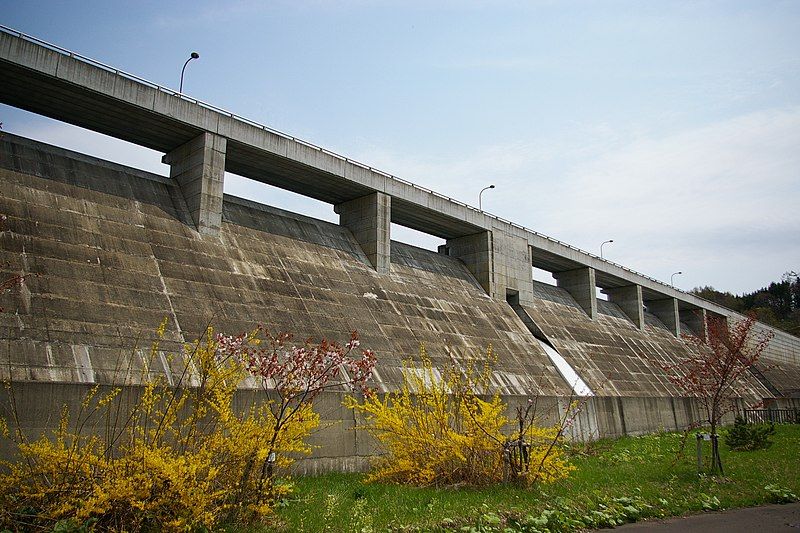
[346,345,574,486]
[725,416,775,451]
[0,325,374,531]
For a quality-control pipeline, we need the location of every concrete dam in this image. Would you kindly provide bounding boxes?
[1,26,799,471]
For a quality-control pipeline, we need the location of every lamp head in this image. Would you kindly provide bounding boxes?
[489,184,495,189]
[190,52,200,59]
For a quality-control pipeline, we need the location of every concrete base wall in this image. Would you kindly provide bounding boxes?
[0,381,730,475]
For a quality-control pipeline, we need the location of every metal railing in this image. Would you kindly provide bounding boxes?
[0,24,736,304]
[743,409,800,424]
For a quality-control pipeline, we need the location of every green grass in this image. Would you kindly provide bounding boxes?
[264,424,800,531]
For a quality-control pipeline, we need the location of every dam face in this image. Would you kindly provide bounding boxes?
[1,26,799,471]
[1,133,798,470]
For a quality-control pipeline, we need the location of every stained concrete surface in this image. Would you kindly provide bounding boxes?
[1,133,780,401]
[0,133,568,395]
[0,133,799,471]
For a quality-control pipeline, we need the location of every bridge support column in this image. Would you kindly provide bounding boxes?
[682,308,707,340]
[554,267,597,319]
[646,298,680,337]
[606,284,644,330]
[447,231,493,297]
[162,132,226,236]
[493,231,534,306]
[335,192,391,274]
[446,230,533,305]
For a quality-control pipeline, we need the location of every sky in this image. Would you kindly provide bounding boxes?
[1,0,798,295]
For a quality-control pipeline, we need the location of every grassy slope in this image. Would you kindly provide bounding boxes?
[266,424,800,531]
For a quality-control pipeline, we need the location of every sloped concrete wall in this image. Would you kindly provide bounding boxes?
[0,133,797,472]
[0,133,567,396]
[525,282,771,402]
[754,325,800,397]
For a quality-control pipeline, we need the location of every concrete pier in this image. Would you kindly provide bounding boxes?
[446,231,493,296]
[646,298,681,338]
[335,192,391,273]
[554,267,597,319]
[607,284,645,330]
[162,133,226,236]
[492,230,534,306]
[683,308,708,340]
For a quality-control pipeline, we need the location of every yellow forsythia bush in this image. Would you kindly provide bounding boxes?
[347,345,574,487]
[0,326,318,531]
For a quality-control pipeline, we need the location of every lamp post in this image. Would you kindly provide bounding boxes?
[179,52,200,93]
[478,184,495,211]
[671,271,683,286]
[600,239,614,259]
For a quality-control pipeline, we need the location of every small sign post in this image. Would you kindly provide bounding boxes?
[696,433,711,472]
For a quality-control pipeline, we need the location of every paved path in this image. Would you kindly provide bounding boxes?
[600,502,800,532]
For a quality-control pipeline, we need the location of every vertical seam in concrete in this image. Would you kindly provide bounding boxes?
[617,397,627,435]
[488,230,496,298]
[19,206,53,344]
[153,257,184,343]
[670,397,679,430]
[90,218,129,354]
[139,193,186,343]
[71,344,95,383]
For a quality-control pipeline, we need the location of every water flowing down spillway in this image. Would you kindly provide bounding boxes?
[535,338,594,397]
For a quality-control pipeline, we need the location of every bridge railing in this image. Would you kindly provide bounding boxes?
[0,24,722,301]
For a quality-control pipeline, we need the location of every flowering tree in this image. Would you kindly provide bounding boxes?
[661,313,773,473]
[216,328,376,498]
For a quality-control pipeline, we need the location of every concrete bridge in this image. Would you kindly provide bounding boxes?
[0,25,741,328]
[1,26,798,470]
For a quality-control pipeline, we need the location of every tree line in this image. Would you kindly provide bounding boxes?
[691,271,800,336]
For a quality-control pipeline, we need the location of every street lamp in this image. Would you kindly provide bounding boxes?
[179,51,200,93]
[600,239,614,259]
[671,271,683,286]
[478,184,495,211]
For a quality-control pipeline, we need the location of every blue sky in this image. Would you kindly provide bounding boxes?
[2,1,798,294]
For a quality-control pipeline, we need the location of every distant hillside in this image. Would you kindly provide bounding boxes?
[691,271,800,336]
